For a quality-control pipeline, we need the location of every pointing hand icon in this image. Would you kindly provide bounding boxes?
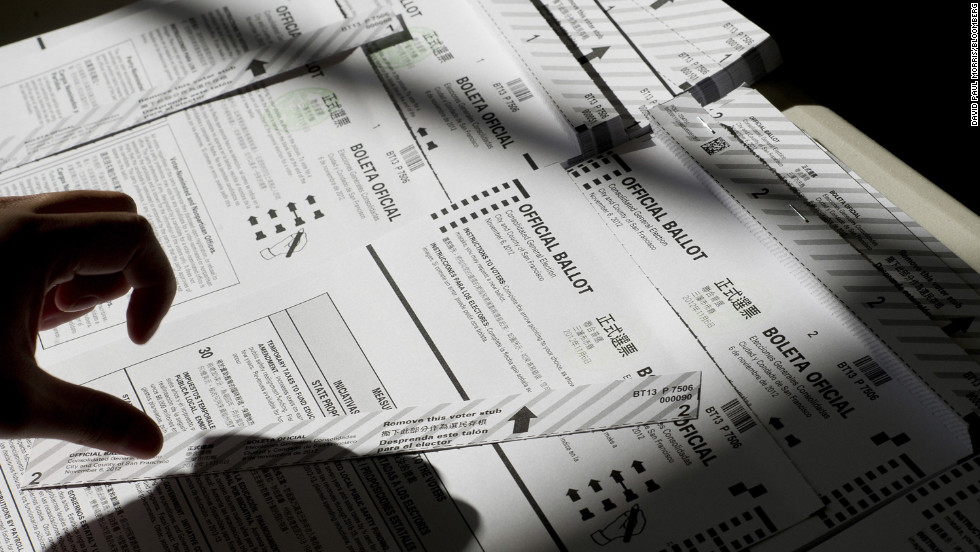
[261,231,307,260]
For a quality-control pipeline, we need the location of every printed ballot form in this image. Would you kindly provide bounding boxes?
[0,0,977,550]
[471,0,780,155]
[634,94,979,548]
[4,136,972,550]
[5,161,824,550]
[2,0,590,360]
[24,375,704,487]
[360,0,582,185]
[806,453,980,551]
[1,48,447,354]
[0,0,402,171]
[705,87,980,416]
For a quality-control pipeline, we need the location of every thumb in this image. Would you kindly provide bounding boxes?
[18,370,164,459]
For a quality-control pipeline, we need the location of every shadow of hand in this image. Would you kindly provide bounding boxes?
[41,434,480,551]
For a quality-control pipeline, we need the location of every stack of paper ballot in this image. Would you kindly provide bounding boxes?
[0,1,976,550]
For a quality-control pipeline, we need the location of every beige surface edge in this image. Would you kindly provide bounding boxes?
[756,81,980,273]
[783,104,980,273]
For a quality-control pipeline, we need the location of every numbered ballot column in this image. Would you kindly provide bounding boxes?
[596,0,781,105]
[429,363,821,551]
[310,161,824,549]
[707,86,980,378]
[559,112,973,548]
[471,0,631,156]
[15,308,487,550]
[0,370,208,551]
[365,0,581,190]
[647,94,980,419]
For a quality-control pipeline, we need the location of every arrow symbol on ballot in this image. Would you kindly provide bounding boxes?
[268,209,278,219]
[566,489,581,502]
[287,202,297,212]
[248,59,269,77]
[510,406,537,433]
[650,0,673,9]
[588,479,603,492]
[248,216,259,226]
[942,317,974,336]
[610,470,624,484]
[418,127,428,137]
[306,195,316,205]
[769,417,784,430]
[577,46,610,65]
[631,460,645,474]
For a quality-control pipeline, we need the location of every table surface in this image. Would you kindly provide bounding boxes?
[2,0,977,272]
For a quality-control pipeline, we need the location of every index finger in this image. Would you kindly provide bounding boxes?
[29,190,139,215]
[42,211,177,344]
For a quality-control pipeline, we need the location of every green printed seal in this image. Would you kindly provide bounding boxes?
[369,27,438,69]
[264,87,340,132]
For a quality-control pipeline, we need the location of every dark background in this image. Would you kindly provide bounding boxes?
[727,1,978,214]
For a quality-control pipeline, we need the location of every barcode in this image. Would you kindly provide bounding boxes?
[854,355,892,387]
[400,144,424,172]
[700,137,730,155]
[507,78,533,102]
[721,399,756,434]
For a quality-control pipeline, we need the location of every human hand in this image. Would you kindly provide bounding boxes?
[0,191,176,458]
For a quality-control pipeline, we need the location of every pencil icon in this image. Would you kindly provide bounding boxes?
[286,230,304,258]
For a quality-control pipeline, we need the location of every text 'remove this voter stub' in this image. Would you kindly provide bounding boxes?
[24,372,700,489]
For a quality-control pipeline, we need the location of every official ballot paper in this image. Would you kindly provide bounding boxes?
[25,373,704,488]
[684,87,980,550]
[360,0,582,185]
[6,160,825,550]
[0,0,404,171]
[705,87,980,409]
[633,93,978,549]
[469,0,780,155]
[0,0,977,550]
[807,453,980,551]
[0,48,443,355]
[8,128,973,550]
[2,0,593,361]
